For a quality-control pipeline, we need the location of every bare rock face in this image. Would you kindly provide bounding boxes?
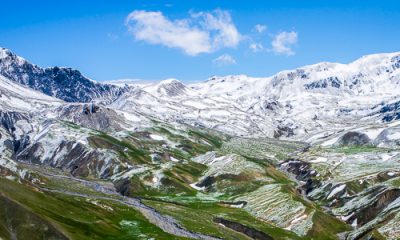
[273,125,295,138]
[0,111,31,155]
[213,217,273,240]
[347,188,400,227]
[0,111,29,134]
[0,48,129,103]
[278,159,321,195]
[156,79,188,97]
[380,100,400,122]
[56,104,125,132]
[335,131,371,146]
[17,140,123,179]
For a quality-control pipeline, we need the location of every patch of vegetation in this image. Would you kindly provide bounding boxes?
[323,145,392,154]
[220,137,307,163]
[0,178,183,240]
[384,176,400,187]
[188,129,225,148]
[143,198,302,240]
[307,210,352,239]
[209,173,271,197]
[0,194,68,240]
[88,133,151,164]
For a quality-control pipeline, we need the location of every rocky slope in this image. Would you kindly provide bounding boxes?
[0,48,129,103]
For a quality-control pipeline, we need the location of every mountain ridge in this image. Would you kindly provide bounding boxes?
[0,47,130,103]
[2,47,400,139]
[1,47,400,239]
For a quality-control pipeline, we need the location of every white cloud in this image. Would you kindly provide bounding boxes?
[126,10,210,55]
[253,24,267,33]
[194,9,242,49]
[271,31,298,56]
[126,9,242,56]
[213,54,236,66]
[249,43,264,52]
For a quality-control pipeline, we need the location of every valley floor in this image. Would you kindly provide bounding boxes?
[1,121,399,240]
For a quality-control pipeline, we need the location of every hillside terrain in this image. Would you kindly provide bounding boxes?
[1,47,400,239]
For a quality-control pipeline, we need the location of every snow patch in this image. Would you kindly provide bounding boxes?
[149,134,164,141]
[327,184,346,200]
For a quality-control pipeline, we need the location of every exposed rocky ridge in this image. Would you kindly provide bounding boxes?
[213,217,273,240]
[0,48,129,103]
[55,103,127,132]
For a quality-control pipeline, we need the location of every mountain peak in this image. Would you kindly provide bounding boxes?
[142,78,190,97]
[206,74,249,83]
[0,48,11,58]
[158,78,181,85]
[156,79,188,97]
[0,47,128,103]
[356,51,400,61]
[0,47,27,65]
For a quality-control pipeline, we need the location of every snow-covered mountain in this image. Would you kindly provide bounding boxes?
[0,74,63,112]
[0,48,129,103]
[2,48,400,239]
[109,51,400,140]
[2,46,400,140]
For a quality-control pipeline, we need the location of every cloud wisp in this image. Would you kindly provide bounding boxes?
[253,24,267,34]
[125,9,242,56]
[213,54,237,66]
[249,43,264,53]
[271,31,298,56]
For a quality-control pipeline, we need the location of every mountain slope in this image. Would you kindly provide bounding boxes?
[0,75,63,112]
[1,48,400,239]
[4,46,399,140]
[110,52,400,140]
[0,48,129,103]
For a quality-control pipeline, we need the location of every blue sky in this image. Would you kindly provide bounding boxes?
[1,0,400,82]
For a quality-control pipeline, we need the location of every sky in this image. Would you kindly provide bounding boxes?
[1,0,400,82]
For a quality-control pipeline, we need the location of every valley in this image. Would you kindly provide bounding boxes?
[1,47,400,239]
